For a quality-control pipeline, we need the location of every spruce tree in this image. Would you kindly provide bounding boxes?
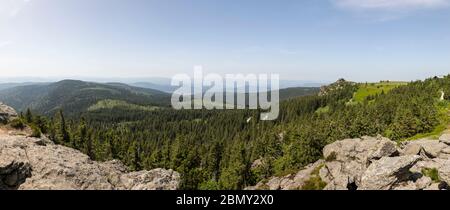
[54,110,70,145]
[25,108,33,123]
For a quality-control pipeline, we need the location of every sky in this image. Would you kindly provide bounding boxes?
[1,0,450,82]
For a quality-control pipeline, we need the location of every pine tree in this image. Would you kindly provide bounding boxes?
[127,141,142,171]
[25,108,33,123]
[74,117,87,150]
[54,110,70,145]
[85,131,94,160]
[219,142,248,190]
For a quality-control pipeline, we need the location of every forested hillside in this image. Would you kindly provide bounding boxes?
[0,80,171,116]
[0,80,319,116]
[11,75,450,190]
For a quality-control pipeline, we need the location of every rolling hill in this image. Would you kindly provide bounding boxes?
[131,80,324,94]
[131,82,177,93]
[0,80,320,116]
[0,82,48,91]
[0,80,171,116]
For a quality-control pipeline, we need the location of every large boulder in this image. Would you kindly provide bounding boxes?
[0,102,18,123]
[321,160,365,190]
[410,158,450,174]
[359,155,421,190]
[119,169,180,190]
[440,134,450,145]
[323,136,398,165]
[250,160,324,190]
[246,135,450,191]
[414,176,433,190]
[290,160,324,189]
[0,144,32,189]
[0,132,180,190]
[400,143,423,156]
[438,163,450,185]
[401,139,448,159]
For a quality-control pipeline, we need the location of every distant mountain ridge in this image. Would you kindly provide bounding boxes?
[0,77,326,92]
[0,82,49,91]
[0,79,320,116]
[131,80,325,94]
[0,80,171,116]
[131,82,177,93]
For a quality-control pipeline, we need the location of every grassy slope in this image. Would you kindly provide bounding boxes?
[88,99,160,112]
[348,81,450,141]
[353,82,408,102]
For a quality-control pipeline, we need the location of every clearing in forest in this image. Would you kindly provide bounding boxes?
[353,81,408,102]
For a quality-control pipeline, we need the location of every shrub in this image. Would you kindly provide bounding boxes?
[301,164,327,190]
[9,118,25,129]
[198,180,220,190]
[301,176,327,190]
[325,152,337,162]
[30,124,42,138]
[422,168,440,183]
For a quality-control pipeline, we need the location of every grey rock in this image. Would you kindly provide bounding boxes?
[323,136,398,165]
[415,176,432,190]
[365,136,398,163]
[265,177,282,190]
[438,153,450,159]
[400,144,423,156]
[319,161,341,184]
[244,182,268,190]
[393,181,418,190]
[251,160,325,190]
[403,140,447,158]
[424,183,441,190]
[321,160,365,190]
[410,158,448,174]
[441,147,450,154]
[0,131,180,190]
[119,169,180,190]
[248,135,450,191]
[0,102,18,123]
[360,155,421,190]
[440,134,450,145]
[290,160,324,189]
[323,138,362,162]
[438,163,450,185]
[0,139,32,189]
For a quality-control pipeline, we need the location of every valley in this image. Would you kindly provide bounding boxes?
[0,80,319,116]
[1,75,449,190]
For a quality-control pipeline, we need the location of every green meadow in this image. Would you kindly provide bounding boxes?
[353,81,408,102]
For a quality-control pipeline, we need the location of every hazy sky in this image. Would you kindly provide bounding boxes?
[1,0,450,82]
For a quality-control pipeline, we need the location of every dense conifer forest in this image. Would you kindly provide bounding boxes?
[18,75,450,189]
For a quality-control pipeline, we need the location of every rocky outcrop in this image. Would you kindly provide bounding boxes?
[359,155,421,190]
[400,139,449,158]
[0,130,180,190]
[323,136,397,165]
[0,102,17,124]
[318,79,356,97]
[246,160,325,190]
[440,134,450,145]
[248,135,450,190]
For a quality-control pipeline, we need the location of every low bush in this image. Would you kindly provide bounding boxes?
[9,118,25,129]
[30,124,42,138]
